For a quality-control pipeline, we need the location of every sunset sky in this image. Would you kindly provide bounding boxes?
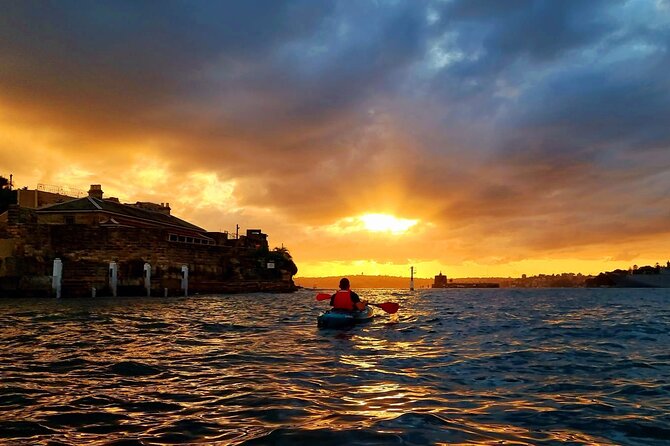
[2,0,670,278]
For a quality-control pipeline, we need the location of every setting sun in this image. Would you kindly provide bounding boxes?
[359,213,418,234]
[323,213,419,236]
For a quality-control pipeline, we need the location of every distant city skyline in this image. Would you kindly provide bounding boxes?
[1,1,669,277]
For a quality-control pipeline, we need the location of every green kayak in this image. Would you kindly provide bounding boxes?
[317,306,374,329]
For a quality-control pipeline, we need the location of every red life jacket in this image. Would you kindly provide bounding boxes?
[332,290,354,310]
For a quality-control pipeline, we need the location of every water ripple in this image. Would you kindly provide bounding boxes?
[0,289,668,444]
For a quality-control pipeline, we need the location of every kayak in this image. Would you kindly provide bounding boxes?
[317,306,374,329]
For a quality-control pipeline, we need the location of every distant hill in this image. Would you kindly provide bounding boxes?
[295,274,443,289]
[295,274,590,289]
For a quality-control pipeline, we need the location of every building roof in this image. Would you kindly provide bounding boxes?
[37,196,206,232]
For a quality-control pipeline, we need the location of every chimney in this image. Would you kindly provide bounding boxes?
[88,184,103,200]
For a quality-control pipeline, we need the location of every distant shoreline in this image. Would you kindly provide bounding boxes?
[295,273,593,289]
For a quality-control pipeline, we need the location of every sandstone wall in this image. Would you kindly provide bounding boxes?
[0,207,296,297]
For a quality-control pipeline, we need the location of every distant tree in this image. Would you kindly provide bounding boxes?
[271,246,297,276]
[0,177,17,213]
[638,265,657,274]
[585,272,616,287]
[273,246,292,259]
[253,245,298,276]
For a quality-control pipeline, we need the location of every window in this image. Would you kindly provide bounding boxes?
[168,233,214,245]
[65,216,75,225]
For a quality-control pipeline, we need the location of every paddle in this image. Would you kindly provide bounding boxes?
[314,293,399,314]
[369,302,400,314]
[315,293,331,301]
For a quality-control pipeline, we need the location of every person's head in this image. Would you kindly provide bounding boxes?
[339,277,350,290]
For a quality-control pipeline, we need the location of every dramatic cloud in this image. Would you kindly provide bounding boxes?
[1,0,669,277]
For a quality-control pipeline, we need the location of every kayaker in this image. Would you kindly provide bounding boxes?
[330,278,367,312]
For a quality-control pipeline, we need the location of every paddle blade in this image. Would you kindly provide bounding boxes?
[315,293,332,301]
[372,302,400,314]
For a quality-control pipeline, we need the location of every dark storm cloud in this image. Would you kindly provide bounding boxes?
[0,0,334,132]
[2,0,670,256]
[0,0,427,165]
[443,0,617,61]
[508,53,670,155]
[0,0,331,83]
[423,0,621,108]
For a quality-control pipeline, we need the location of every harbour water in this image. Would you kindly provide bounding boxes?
[1,288,669,445]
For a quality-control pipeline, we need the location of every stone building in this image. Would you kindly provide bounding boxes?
[432,272,448,288]
[0,185,297,297]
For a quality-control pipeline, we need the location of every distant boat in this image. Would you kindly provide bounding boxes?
[610,266,670,288]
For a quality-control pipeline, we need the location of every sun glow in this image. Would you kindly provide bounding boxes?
[323,213,419,235]
[359,213,418,234]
